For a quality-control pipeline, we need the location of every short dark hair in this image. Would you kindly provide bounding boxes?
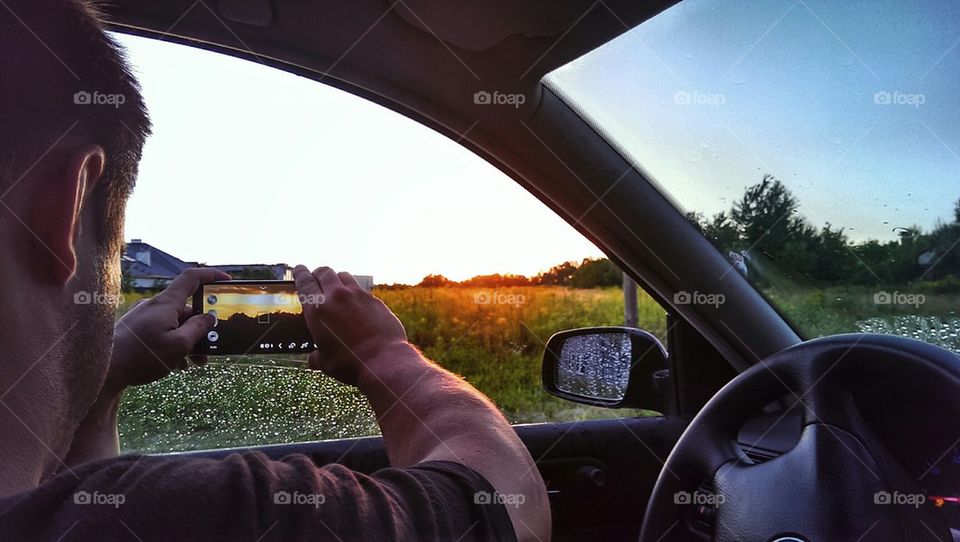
[0,0,151,241]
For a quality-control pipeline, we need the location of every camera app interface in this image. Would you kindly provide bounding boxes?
[198,283,315,355]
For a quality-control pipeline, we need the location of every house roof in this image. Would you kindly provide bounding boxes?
[123,240,198,279]
[123,241,371,285]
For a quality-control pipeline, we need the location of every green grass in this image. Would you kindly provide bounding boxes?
[768,285,960,352]
[118,286,664,453]
[116,283,960,453]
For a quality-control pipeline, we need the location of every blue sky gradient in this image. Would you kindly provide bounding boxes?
[549,0,960,242]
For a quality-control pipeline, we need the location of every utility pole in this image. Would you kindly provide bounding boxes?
[623,272,638,328]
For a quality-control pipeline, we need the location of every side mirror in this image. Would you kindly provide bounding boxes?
[542,326,668,409]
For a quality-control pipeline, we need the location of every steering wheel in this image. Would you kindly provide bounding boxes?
[639,333,960,542]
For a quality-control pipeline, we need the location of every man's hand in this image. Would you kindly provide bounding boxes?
[293,265,407,387]
[107,267,230,392]
[66,267,230,466]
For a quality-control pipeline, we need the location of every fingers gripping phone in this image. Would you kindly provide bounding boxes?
[192,280,316,355]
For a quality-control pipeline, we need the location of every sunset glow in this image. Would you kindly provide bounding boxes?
[203,284,302,320]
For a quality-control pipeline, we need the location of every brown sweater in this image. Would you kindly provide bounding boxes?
[0,452,517,541]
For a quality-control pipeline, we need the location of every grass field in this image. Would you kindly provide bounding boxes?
[116,284,959,454]
[117,286,665,453]
[768,285,960,352]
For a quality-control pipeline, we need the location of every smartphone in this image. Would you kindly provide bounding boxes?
[191,280,315,355]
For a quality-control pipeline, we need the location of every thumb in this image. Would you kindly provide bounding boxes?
[174,312,216,350]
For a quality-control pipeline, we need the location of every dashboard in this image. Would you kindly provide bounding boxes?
[734,403,960,536]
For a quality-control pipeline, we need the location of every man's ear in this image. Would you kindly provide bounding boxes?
[27,146,106,285]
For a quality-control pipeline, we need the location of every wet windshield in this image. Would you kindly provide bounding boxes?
[546,0,960,354]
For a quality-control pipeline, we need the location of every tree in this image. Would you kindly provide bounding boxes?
[732,174,804,253]
[534,261,578,286]
[686,211,741,252]
[570,258,622,288]
[924,218,960,280]
[461,273,531,288]
[810,223,856,283]
[731,174,820,277]
[417,274,454,287]
[702,211,741,252]
[685,211,705,233]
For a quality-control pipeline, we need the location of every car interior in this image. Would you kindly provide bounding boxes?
[93,1,960,540]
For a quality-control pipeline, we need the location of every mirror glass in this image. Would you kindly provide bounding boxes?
[555,332,632,401]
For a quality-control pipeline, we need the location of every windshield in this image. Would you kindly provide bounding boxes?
[546,0,960,353]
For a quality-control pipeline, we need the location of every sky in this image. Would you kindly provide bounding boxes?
[119,0,960,285]
[548,0,960,243]
[117,35,603,285]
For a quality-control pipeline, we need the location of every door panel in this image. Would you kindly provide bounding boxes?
[173,416,688,541]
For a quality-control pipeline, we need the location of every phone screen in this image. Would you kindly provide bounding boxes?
[192,281,315,355]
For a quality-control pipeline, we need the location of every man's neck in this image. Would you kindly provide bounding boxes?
[0,320,73,496]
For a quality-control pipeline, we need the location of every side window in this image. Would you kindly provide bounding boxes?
[116,36,665,454]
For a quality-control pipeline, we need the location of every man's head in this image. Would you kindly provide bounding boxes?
[0,0,150,463]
